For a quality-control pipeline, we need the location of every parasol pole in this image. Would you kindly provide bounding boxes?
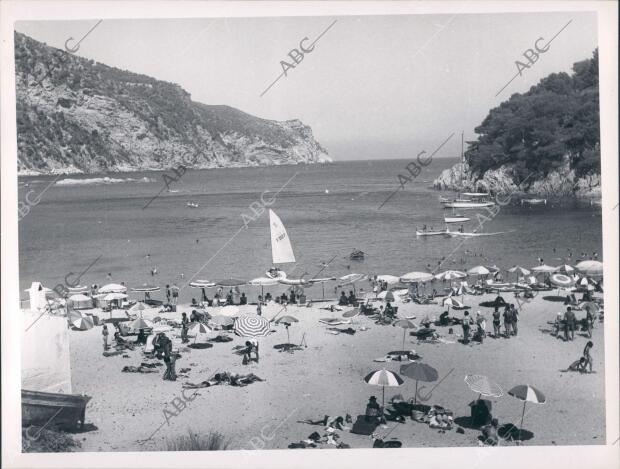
[402,328,406,351]
[382,385,385,417]
[518,401,527,443]
[286,325,290,344]
[414,380,418,405]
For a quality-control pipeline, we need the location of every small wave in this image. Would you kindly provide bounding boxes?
[56,176,154,186]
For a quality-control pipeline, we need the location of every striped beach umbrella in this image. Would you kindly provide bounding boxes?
[71,314,94,331]
[130,317,153,331]
[234,315,270,337]
[435,270,467,280]
[508,384,546,442]
[550,273,575,288]
[465,374,503,398]
[189,322,213,343]
[364,368,404,411]
[189,279,216,288]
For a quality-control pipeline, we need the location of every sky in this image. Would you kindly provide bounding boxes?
[15,12,598,161]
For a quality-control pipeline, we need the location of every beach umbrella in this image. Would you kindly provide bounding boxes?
[575,260,603,277]
[215,278,247,287]
[210,315,234,327]
[531,265,558,273]
[98,283,127,294]
[435,270,467,281]
[550,273,575,288]
[443,296,464,312]
[71,313,94,331]
[130,317,154,331]
[400,271,434,283]
[188,321,213,343]
[581,301,600,314]
[276,315,298,344]
[377,290,395,302]
[508,266,530,281]
[217,305,240,317]
[249,277,279,297]
[234,315,271,337]
[131,284,161,302]
[467,266,490,276]
[364,369,404,411]
[393,319,416,351]
[399,362,438,405]
[129,302,148,313]
[377,275,400,285]
[103,292,128,301]
[557,264,575,274]
[464,374,504,399]
[508,384,546,442]
[189,279,216,288]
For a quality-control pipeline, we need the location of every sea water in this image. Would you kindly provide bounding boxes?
[17,158,602,302]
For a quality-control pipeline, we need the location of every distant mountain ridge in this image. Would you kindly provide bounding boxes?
[14,31,331,175]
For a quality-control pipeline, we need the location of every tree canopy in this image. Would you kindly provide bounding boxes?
[466,49,599,183]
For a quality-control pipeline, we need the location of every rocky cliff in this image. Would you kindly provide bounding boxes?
[433,159,601,198]
[14,32,331,175]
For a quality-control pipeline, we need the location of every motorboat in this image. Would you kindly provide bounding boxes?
[187,201,199,208]
[444,215,471,223]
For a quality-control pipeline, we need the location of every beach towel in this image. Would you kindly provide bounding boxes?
[319,318,351,326]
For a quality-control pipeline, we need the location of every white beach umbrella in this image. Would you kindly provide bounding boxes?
[467,266,491,276]
[189,280,216,288]
[508,265,530,275]
[400,272,434,283]
[98,283,127,294]
[575,260,603,277]
[376,275,401,285]
[531,265,558,273]
[103,292,128,301]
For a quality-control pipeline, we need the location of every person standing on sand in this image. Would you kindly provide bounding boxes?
[503,305,512,338]
[102,324,109,351]
[461,311,472,344]
[181,312,189,343]
[564,307,576,341]
[510,304,518,336]
[492,307,501,338]
[165,284,171,303]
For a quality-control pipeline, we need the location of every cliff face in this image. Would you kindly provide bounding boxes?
[14,32,330,175]
[433,160,601,198]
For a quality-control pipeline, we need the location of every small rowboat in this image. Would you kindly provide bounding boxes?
[22,389,91,430]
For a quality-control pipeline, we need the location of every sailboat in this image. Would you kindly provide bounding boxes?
[440,132,495,209]
[265,209,295,279]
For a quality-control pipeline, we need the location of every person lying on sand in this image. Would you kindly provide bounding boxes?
[182,372,264,388]
[480,418,500,445]
[299,415,352,431]
[113,332,135,351]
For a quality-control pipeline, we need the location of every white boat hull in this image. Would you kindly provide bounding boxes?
[416,230,449,237]
[443,201,495,209]
[444,217,470,223]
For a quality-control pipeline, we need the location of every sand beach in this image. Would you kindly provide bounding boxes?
[63,290,605,452]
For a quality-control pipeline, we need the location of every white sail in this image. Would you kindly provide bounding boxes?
[269,209,296,264]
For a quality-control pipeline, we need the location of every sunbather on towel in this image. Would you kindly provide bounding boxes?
[121,365,159,373]
[183,372,264,388]
[299,415,352,431]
